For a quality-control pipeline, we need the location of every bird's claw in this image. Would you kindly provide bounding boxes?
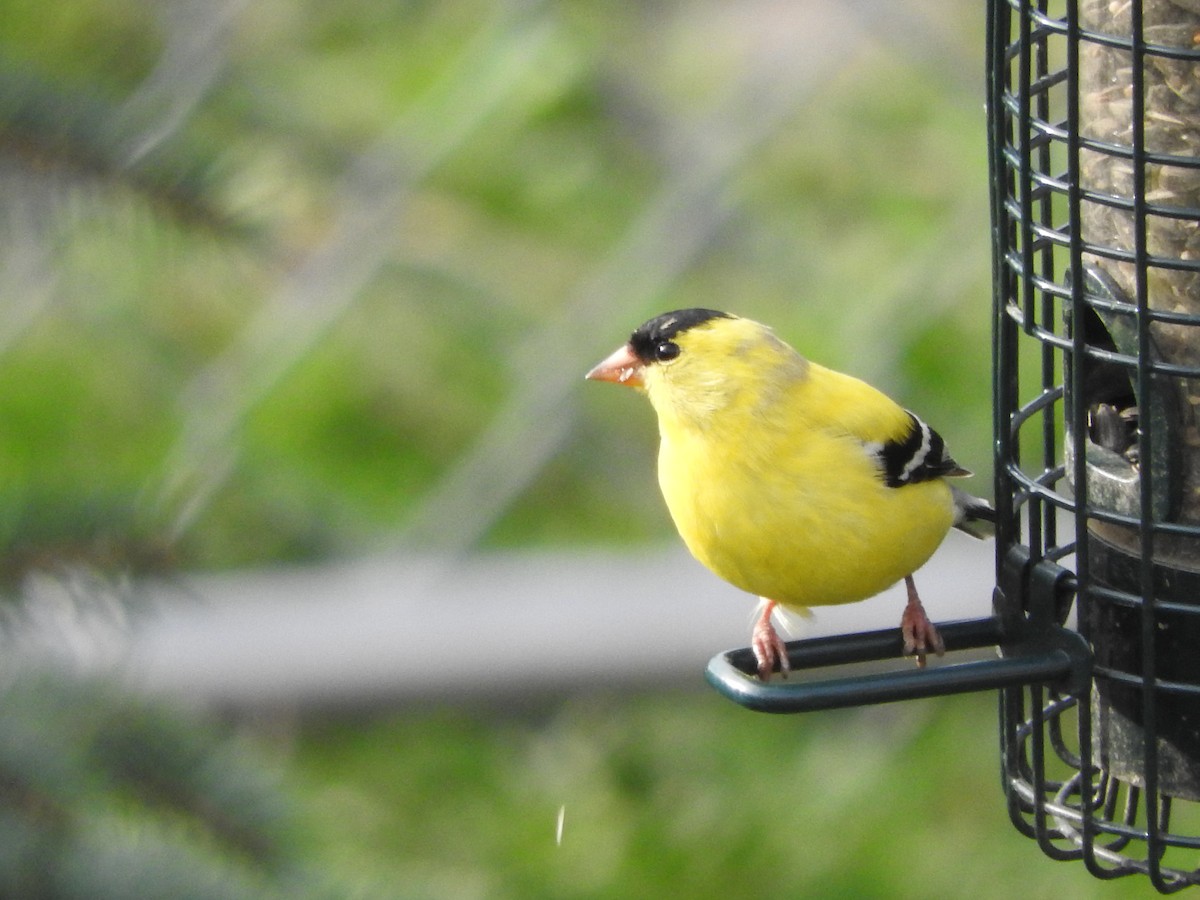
[901,623,944,668]
[900,581,944,669]
[751,613,790,681]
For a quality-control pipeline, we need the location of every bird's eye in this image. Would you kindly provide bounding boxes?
[654,340,680,362]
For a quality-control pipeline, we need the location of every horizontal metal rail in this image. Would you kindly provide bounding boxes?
[705,617,1091,714]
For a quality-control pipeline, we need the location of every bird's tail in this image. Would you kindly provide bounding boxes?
[951,486,996,539]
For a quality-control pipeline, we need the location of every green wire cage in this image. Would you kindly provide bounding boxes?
[991,0,1200,889]
[707,0,1200,891]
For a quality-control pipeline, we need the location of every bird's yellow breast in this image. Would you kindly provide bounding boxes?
[651,360,956,610]
[658,429,953,608]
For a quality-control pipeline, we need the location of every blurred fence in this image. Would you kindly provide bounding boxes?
[0,1,991,696]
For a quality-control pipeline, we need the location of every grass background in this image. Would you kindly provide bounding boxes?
[0,1,1161,896]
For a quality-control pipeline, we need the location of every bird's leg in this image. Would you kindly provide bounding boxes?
[900,575,944,668]
[751,599,790,681]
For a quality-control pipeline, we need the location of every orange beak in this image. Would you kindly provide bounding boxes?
[585,343,644,388]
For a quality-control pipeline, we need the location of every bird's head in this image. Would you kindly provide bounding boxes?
[586,309,806,424]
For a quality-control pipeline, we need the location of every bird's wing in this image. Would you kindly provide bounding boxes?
[872,410,971,487]
[803,363,970,488]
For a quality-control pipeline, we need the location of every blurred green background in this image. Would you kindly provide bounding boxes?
[0,0,1151,897]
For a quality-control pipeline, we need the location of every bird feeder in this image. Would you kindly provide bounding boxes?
[991,0,1200,888]
[706,0,1200,890]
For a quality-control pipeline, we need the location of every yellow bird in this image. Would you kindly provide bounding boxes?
[586,309,993,680]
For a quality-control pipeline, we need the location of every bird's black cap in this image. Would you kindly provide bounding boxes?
[629,308,732,362]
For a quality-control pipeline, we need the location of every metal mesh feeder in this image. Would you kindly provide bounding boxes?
[989,0,1200,889]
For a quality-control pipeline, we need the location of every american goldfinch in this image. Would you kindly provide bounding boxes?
[586,308,994,680]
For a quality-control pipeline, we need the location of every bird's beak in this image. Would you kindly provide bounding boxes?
[585,343,644,388]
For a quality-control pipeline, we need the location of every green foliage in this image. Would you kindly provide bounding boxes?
[0,0,994,574]
[0,673,322,898]
[288,693,1147,899]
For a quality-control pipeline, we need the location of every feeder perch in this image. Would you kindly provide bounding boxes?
[707,0,1200,891]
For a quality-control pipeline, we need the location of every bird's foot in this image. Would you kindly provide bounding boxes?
[900,575,944,668]
[751,600,790,681]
